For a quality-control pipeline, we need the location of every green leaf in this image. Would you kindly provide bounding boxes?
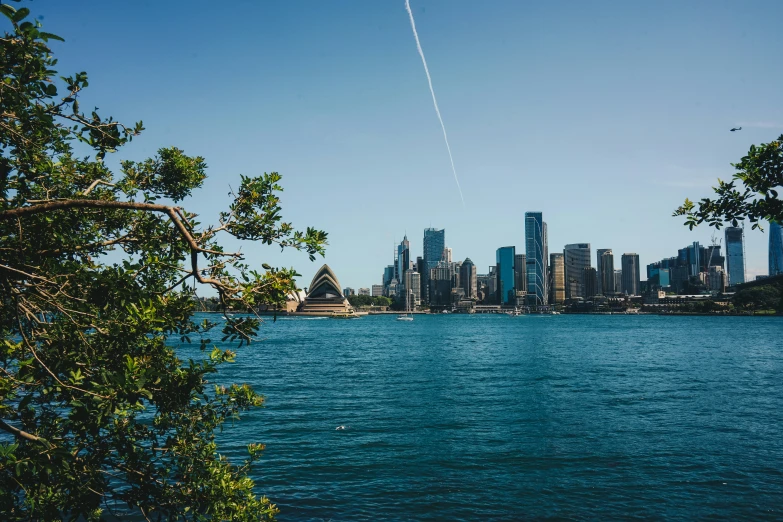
[45,84,57,96]
[39,31,65,42]
[11,7,28,23]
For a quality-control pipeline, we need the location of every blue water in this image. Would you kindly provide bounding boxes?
[181,314,783,520]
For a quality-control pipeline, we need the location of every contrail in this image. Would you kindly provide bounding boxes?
[404,0,465,208]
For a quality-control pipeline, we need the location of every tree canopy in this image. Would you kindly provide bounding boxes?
[0,4,326,520]
[674,134,783,230]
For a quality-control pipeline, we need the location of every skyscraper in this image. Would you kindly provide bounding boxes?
[724,227,745,286]
[396,235,411,289]
[621,253,641,295]
[422,228,445,303]
[598,249,615,294]
[514,254,527,294]
[459,258,477,298]
[496,246,516,305]
[549,253,565,304]
[770,221,783,277]
[525,212,548,306]
[596,249,612,295]
[564,243,591,299]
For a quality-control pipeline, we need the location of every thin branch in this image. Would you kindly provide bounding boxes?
[0,418,49,445]
[82,179,116,195]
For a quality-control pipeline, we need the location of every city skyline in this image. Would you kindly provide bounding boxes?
[28,0,783,290]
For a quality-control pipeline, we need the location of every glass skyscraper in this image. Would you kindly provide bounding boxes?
[496,246,516,305]
[621,253,641,295]
[422,228,445,303]
[564,243,591,299]
[724,227,745,286]
[525,212,548,306]
[770,220,783,277]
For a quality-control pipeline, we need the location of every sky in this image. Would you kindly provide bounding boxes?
[24,0,783,289]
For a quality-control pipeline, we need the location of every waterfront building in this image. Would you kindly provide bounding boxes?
[564,243,591,299]
[358,288,370,296]
[549,253,565,304]
[614,270,622,292]
[598,249,615,294]
[496,246,516,305]
[343,288,355,297]
[371,285,384,297]
[403,270,421,309]
[422,228,445,304]
[621,253,641,295]
[514,254,527,294]
[429,261,454,307]
[525,212,548,306]
[770,221,783,276]
[583,267,598,298]
[460,258,477,298]
[298,265,354,315]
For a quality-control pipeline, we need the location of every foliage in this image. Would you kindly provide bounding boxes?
[346,295,391,308]
[732,284,783,312]
[0,4,326,520]
[674,134,783,230]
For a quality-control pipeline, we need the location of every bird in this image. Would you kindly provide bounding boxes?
[730,127,742,132]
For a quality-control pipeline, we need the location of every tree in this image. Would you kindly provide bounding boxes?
[0,5,326,520]
[674,134,783,230]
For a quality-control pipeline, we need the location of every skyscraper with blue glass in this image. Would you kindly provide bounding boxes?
[724,227,745,286]
[495,246,516,305]
[525,212,548,306]
[422,228,445,303]
[770,221,783,277]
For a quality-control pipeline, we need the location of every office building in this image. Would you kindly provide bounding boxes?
[514,254,527,294]
[724,227,745,285]
[429,262,454,307]
[403,271,421,309]
[614,270,623,292]
[770,221,783,277]
[525,212,548,306]
[564,243,591,299]
[396,235,411,289]
[422,228,445,303]
[496,246,516,305]
[598,249,615,294]
[621,253,641,295]
[584,267,598,298]
[460,258,477,298]
[549,253,565,304]
[343,288,354,297]
[358,288,370,296]
[371,285,384,297]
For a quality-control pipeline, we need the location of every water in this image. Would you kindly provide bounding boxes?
[180,314,783,520]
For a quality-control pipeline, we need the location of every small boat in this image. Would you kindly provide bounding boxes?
[396,314,414,321]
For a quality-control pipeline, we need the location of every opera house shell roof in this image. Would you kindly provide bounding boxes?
[297,264,354,315]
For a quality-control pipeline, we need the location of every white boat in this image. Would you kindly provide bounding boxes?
[396,314,414,321]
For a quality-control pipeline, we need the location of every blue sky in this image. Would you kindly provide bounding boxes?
[26,0,783,288]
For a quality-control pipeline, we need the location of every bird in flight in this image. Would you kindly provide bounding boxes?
[730,127,742,132]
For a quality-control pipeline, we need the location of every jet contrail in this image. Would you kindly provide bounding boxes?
[404,0,465,208]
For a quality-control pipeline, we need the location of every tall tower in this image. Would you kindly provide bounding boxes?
[549,253,565,304]
[422,228,445,304]
[459,258,477,298]
[396,235,411,289]
[563,243,591,299]
[596,248,612,294]
[724,227,745,285]
[598,249,615,294]
[525,212,548,306]
[621,253,641,295]
[495,246,516,305]
[770,221,783,277]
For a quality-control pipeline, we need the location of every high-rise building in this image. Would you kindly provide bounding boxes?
[403,271,421,308]
[371,285,384,297]
[725,227,745,286]
[704,266,725,293]
[525,212,548,306]
[496,246,516,305]
[396,235,411,288]
[614,270,623,292]
[443,247,452,263]
[770,221,783,277]
[459,258,477,298]
[514,254,527,294]
[564,243,591,299]
[621,253,641,295]
[596,249,613,295]
[429,262,454,307]
[422,228,445,303]
[598,249,615,294]
[687,241,701,277]
[583,267,598,298]
[358,288,370,296]
[343,288,355,297]
[549,253,565,304]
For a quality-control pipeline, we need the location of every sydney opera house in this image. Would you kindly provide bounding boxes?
[296,264,355,316]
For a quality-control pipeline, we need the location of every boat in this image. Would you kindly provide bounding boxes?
[396,314,414,321]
